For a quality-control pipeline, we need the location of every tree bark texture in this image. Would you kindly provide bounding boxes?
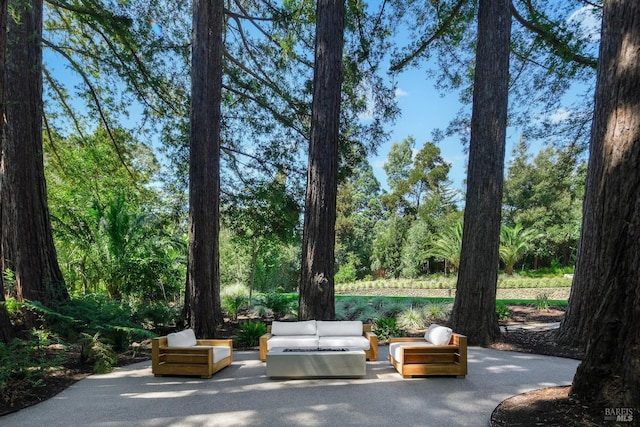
[563,0,640,408]
[0,0,15,343]
[450,0,511,346]
[1,0,68,308]
[298,0,344,321]
[184,0,224,338]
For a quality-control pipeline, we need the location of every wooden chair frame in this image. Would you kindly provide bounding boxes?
[388,333,467,378]
[152,337,233,379]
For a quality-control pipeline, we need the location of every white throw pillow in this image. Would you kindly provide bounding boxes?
[317,320,363,336]
[271,320,317,336]
[424,324,453,345]
[167,328,197,347]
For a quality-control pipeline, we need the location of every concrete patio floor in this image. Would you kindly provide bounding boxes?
[2,345,579,427]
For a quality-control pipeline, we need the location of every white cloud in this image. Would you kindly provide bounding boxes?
[395,88,408,98]
[568,5,601,43]
[549,108,572,124]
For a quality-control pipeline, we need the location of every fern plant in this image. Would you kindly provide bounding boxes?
[237,321,267,347]
[78,332,117,374]
[373,317,403,342]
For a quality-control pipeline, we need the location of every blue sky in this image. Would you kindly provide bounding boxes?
[368,3,601,196]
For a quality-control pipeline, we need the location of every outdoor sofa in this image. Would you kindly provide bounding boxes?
[259,320,378,361]
[389,324,467,378]
[152,328,233,378]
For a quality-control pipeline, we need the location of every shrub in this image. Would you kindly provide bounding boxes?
[0,337,65,407]
[397,306,426,330]
[373,317,403,342]
[335,263,357,284]
[534,293,550,311]
[237,321,267,347]
[258,291,293,319]
[249,304,273,318]
[496,302,511,321]
[78,332,118,374]
[221,283,250,320]
[422,302,451,323]
[134,300,181,331]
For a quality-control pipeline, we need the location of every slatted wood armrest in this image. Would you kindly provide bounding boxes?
[259,332,273,361]
[363,325,378,361]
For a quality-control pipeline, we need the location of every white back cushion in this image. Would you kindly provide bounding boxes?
[317,320,362,336]
[271,320,317,336]
[167,328,197,347]
[424,324,453,345]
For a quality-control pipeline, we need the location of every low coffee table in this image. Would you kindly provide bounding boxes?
[266,347,366,378]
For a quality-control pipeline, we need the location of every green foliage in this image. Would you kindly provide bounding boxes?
[42,295,154,349]
[237,321,267,347]
[371,213,410,279]
[0,337,65,408]
[401,220,432,278]
[335,297,377,322]
[373,317,403,342]
[534,293,550,311]
[503,141,585,268]
[500,224,543,275]
[249,304,274,318]
[257,291,295,319]
[496,302,511,321]
[221,283,250,320]
[429,222,463,274]
[422,302,451,323]
[335,263,357,284]
[78,332,118,374]
[397,306,427,330]
[134,300,181,331]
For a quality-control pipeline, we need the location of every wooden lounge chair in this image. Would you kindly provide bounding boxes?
[152,329,233,379]
[389,328,467,378]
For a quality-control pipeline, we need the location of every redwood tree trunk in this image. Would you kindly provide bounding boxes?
[449,0,511,345]
[298,0,344,321]
[184,0,224,338]
[0,0,15,343]
[1,0,68,309]
[563,0,640,408]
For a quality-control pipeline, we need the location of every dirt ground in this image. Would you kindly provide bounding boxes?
[1,305,606,426]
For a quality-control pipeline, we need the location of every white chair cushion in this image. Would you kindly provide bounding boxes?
[424,324,453,345]
[389,341,433,361]
[167,328,197,347]
[317,320,363,336]
[318,335,370,350]
[267,335,319,350]
[195,346,231,363]
[271,320,317,336]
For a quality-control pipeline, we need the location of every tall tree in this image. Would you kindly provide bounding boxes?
[558,0,640,408]
[298,0,345,321]
[0,0,15,343]
[183,0,224,337]
[1,0,69,310]
[449,0,511,346]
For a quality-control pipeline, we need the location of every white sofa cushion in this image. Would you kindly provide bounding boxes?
[271,320,317,336]
[267,335,319,350]
[389,341,433,361]
[424,324,453,345]
[316,320,363,337]
[318,335,370,350]
[167,328,197,347]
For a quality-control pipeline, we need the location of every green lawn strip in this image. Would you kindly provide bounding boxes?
[336,295,567,307]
